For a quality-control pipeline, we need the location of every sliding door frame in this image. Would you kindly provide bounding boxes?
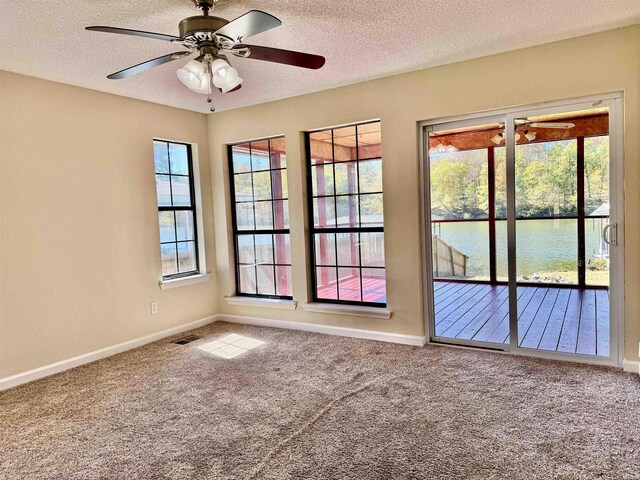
[421,113,507,351]
[419,92,625,367]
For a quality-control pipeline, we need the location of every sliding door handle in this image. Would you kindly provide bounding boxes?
[602,223,617,246]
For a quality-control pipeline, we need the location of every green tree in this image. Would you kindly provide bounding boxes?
[584,136,609,214]
[515,140,577,217]
[430,149,488,219]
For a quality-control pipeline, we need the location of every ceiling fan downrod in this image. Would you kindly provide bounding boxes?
[195,0,216,15]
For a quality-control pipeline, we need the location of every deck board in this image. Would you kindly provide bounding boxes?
[440,286,506,338]
[433,281,448,292]
[576,289,597,356]
[456,287,509,340]
[436,284,491,334]
[557,289,583,353]
[435,284,482,317]
[433,281,608,357]
[317,275,386,303]
[537,288,571,351]
[434,283,474,310]
[516,288,549,345]
[436,285,490,324]
[486,287,538,344]
[468,287,516,343]
[520,288,560,348]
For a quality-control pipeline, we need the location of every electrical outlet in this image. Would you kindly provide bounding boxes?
[151,301,159,315]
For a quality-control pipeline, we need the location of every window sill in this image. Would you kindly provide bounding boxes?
[301,303,392,319]
[159,273,211,290]
[225,296,298,310]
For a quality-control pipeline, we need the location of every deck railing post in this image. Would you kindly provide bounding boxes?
[577,136,586,287]
[488,146,497,284]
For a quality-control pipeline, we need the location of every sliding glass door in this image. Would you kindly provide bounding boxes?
[427,114,511,349]
[425,96,621,364]
[507,103,613,360]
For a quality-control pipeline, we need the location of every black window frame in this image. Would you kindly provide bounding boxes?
[228,136,293,300]
[305,120,387,308]
[154,139,200,280]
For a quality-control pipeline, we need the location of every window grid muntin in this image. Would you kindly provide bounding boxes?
[229,137,292,299]
[232,145,289,231]
[155,140,199,280]
[313,232,384,267]
[307,121,386,307]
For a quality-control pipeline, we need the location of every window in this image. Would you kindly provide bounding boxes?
[154,140,199,279]
[306,121,386,306]
[429,147,491,281]
[429,148,489,220]
[515,139,578,218]
[228,137,292,298]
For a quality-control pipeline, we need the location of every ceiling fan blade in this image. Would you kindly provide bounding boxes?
[86,26,182,43]
[233,44,325,69]
[107,52,191,79]
[213,10,281,41]
[528,122,576,129]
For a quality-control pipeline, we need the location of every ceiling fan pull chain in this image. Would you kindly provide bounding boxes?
[206,60,215,112]
[206,60,213,104]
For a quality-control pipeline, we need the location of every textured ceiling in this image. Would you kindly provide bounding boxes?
[1,0,639,114]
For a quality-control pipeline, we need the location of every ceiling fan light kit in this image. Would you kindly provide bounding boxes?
[176,60,210,94]
[491,133,504,145]
[211,59,243,93]
[489,120,573,145]
[176,57,243,97]
[86,0,326,112]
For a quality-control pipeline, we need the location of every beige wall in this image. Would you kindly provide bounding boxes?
[0,72,217,378]
[208,26,640,362]
[1,26,638,381]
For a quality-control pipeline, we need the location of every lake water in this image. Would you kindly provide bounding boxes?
[434,218,608,279]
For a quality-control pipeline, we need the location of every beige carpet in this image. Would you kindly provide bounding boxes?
[1,321,638,479]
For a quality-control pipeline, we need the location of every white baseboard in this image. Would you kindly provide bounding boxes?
[216,314,427,347]
[622,359,640,375]
[0,315,217,392]
[3,311,632,391]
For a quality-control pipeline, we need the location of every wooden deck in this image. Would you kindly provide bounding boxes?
[317,275,386,303]
[433,282,609,357]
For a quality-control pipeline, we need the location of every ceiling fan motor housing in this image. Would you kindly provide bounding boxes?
[179,16,231,42]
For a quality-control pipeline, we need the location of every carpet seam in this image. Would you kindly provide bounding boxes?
[245,376,384,479]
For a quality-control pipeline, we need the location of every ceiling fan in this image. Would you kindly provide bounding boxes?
[516,119,576,129]
[491,119,575,144]
[86,0,326,111]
